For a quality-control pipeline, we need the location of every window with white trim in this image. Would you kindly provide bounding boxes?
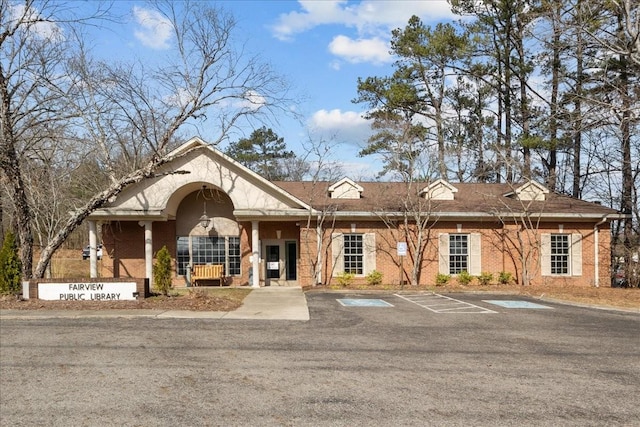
[449,234,469,274]
[176,236,241,276]
[541,233,582,277]
[439,232,481,276]
[343,234,364,275]
[550,234,570,275]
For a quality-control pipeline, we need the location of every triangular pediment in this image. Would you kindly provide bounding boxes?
[90,137,311,220]
[506,181,549,201]
[419,179,458,200]
[328,177,363,199]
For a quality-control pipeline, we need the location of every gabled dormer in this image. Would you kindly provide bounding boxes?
[328,177,363,199]
[506,181,549,201]
[419,179,458,200]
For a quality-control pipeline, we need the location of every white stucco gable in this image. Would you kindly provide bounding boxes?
[89,137,312,221]
[328,177,363,199]
[506,180,549,201]
[419,179,458,200]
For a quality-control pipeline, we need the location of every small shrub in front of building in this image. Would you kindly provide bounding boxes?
[0,232,22,295]
[435,273,450,286]
[498,271,513,285]
[153,245,173,296]
[477,272,493,286]
[365,270,383,286]
[336,271,355,287]
[457,270,474,286]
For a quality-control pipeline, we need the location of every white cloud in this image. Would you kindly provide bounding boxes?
[165,87,194,108]
[11,4,64,42]
[329,35,391,65]
[270,1,352,41]
[133,6,173,50]
[242,90,267,111]
[308,109,372,145]
[271,0,455,41]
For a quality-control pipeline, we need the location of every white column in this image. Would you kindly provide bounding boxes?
[89,220,98,278]
[141,221,153,284]
[251,221,260,288]
[594,224,600,287]
[316,216,323,285]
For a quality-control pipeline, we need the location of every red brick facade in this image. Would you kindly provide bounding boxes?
[100,216,613,288]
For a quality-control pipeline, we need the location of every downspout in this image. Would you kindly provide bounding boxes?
[316,215,322,285]
[594,216,608,287]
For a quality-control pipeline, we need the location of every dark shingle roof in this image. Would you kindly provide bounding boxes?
[272,181,620,218]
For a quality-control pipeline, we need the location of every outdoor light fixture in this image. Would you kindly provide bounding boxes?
[199,185,210,229]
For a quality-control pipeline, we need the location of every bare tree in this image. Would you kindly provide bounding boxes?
[491,194,545,287]
[1,0,105,277]
[1,1,291,278]
[295,133,344,286]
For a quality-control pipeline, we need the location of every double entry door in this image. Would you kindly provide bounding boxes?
[263,240,297,286]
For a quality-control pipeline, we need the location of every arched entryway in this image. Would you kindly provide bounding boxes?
[175,185,241,285]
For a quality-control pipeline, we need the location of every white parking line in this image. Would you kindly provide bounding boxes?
[395,293,498,314]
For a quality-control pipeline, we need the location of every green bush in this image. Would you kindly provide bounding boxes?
[365,270,383,286]
[477,272,493,286]
[0,232,22,295]
[457,270,474,286]
[336,271,355,287]
[498,271,513,285]
[435,273,450,286]
[153,246,173,296]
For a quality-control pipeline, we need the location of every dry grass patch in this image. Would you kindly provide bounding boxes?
[431,282,639,310]
[0,288,252,311]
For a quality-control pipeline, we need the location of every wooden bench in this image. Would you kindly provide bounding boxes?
[191,264,225,286]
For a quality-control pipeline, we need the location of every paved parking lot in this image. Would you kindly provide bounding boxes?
[394,292,499,313]
[1,291,639,426]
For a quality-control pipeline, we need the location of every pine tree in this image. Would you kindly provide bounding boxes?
[0,232,23,294]
[225,127,295,180]
[153,246,173,296]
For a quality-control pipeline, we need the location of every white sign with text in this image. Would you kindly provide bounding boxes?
[397,242,407,257]
[38,282,137,301]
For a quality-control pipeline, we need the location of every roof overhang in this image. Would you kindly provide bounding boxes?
[315,211,628,222]
[233,209,316,221]
[87,209,168,221]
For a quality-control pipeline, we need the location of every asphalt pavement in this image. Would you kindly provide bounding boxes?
[1,291,638,426]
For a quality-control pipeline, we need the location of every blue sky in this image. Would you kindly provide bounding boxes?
[88,1,458,179]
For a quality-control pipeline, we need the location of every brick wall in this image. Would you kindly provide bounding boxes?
[309,219,611,287]
[101,220,181,285]
[100,217,613,288]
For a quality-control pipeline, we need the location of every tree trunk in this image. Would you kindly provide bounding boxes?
[572,0,585,198]
[547,0,562,191]
[1,69,33,278]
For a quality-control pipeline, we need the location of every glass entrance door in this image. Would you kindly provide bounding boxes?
[286,241,297,280]
[266,245,280,279]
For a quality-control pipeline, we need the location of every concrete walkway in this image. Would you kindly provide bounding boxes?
[0,286,310,321]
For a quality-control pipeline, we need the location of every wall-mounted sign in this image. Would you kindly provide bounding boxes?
[397,242,407,256]
[38,282,137,301]
[267,262,279,270]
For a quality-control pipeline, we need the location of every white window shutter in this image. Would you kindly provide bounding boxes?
[469,233,482,275]
[331,233,344,276]
[571,233,582,276]
[438,233,449,274]
[364,233,376,274]
[541,233,551,276]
